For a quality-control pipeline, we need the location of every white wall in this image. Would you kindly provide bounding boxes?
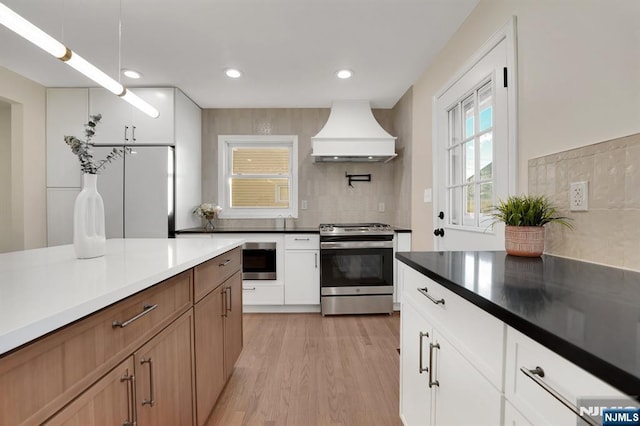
[411,0,640,250]
[0,66,47,252]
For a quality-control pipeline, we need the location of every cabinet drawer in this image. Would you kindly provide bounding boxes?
[242,283,284,305]
[285,234,319,250]
[0,270,192,426]
[403,266,505,390]
[194,247,242,302]
[505,326,633,426]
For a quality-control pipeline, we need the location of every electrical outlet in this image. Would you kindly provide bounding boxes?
[378,202,385,212]
[301,200,308,210]
[569,181,589,211]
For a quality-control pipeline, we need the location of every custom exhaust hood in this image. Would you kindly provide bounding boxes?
[311,100,397,163]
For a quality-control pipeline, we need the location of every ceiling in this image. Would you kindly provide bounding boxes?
[0,0,479,109]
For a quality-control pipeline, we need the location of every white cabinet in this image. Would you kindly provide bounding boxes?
[88,88,175,145]
[46,188,79,246]
[46,87,201,245]
[284,234,319,305]
[400,268,503,426]
[46,88,87,188]
[505,326,634,426]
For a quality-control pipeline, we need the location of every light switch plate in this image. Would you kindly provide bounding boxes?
[378,202,385,212]
[569,181,588,211]
[424,188,432,203]
[301,200,308,210]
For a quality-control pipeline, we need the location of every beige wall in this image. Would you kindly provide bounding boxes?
[0,102,11,253]
[201,107,408,228]
[411,0,640,249]
[0,66,47,252]
[530,133,640,270]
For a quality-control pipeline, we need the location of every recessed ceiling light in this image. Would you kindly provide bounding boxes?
[336,69,353,79]
[225,68,242,79]
[122,69,141,79]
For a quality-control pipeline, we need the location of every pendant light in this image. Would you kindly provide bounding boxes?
[0,2,159,118]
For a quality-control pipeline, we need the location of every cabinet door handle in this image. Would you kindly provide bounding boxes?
[418,332,429,374]
[221,288,227,317]
[219,259,232,267]
[112,304,158,328]
[140,357,155,407]
[124,125,129,141]
[243,287,256,291]
[294,237,310,241]
[132,125,136,142]
[520,366,599,426]
[417,287,445,306]
[120,372,137,425]
[227,286,232,313]
[428,342,440,388]
[315,253,318,268]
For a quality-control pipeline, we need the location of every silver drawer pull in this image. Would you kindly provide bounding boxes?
[219,259,232,267]
[520,366,599,426]
[417,287,445,306]
[120,373,137,425]
[294,237,310,241]
[428,342,440,388]
[140,357,155,407]
[243,287,257,291]
[112,304,158,328]
[418,332,429,374]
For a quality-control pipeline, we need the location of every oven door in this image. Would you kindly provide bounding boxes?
[320,244,393,290]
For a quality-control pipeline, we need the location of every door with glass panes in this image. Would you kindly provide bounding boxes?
[434,35,514,251]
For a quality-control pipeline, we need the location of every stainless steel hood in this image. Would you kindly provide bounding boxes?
[311,100,397,163]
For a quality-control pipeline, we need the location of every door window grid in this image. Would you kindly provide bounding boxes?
[446,80,494,228]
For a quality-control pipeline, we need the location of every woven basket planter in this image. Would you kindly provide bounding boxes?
[504,225,545,257]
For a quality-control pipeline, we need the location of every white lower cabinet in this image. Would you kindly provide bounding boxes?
[284,234,319,305]
[400,298,502,426]
[504,400,533,426]
[505,326,634,426]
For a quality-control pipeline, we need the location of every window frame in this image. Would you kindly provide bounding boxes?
[217,135,298,219]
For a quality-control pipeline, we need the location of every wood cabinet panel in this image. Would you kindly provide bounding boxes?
[224,272,243,380]
[194,247,242,302]
[46,357,134,426]
[134,311,194,426]
[194,284,226,426]
[0,270,192,425]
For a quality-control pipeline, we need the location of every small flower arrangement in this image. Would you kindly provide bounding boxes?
[193,203,222,220]
[64,114,130,174]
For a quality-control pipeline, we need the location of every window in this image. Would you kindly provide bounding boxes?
[218,135,298,218]
[447,80,495,228]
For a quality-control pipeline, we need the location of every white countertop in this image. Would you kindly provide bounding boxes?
[0,238,244,355]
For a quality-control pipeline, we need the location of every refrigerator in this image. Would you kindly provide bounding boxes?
[93,146,175,238]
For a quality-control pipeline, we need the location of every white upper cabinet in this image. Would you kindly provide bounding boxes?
[46,88,88,187]
[89,88,175,145]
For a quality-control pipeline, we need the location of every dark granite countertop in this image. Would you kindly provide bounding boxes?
[396,251,640,401]
[177,227,412,234]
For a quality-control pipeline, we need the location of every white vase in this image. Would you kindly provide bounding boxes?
[73,173,106,259]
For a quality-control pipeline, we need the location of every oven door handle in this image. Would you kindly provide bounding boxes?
[320,241,394,249]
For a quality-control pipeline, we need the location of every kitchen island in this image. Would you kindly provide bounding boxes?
[397,251,640,425]
[0,237,244,425]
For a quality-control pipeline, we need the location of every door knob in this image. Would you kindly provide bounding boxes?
[438,211,444,220]
[433,228,445,237]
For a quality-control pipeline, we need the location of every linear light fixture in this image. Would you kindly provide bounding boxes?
[0,2,159,118]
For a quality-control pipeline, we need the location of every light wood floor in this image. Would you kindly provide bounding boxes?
[206,313,402,426]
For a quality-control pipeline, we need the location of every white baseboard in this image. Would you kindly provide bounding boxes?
[243,304,321,313]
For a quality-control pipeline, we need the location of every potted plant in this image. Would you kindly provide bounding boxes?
[489,195,572,257]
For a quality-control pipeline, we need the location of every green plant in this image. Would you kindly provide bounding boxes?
[489,195,573,228]
[64,114,130,174]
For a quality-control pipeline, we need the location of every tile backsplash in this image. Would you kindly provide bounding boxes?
[529,132,640,270]
[201,100,412,230]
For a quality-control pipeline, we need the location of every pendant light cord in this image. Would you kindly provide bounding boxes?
[118,0,122,83]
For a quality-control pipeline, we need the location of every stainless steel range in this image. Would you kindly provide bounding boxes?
[319,223,394,315]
